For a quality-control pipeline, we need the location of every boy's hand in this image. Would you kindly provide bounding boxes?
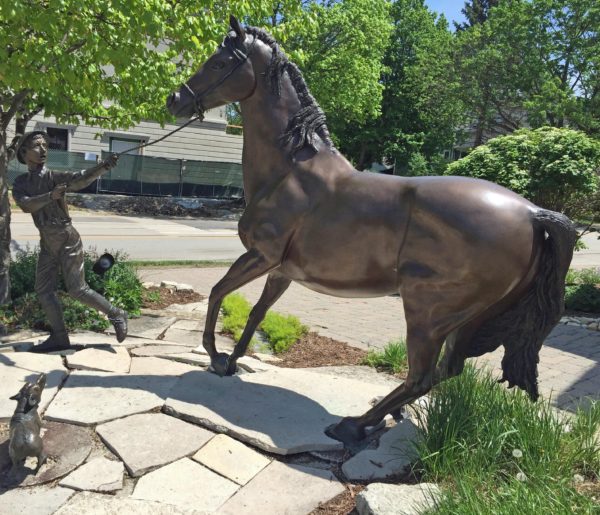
[51,184,68,200]
[102,154,119,169]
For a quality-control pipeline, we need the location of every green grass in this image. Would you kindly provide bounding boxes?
[413,364,600,513]
[361,339,409,374]
[131,259,234,268]
[220,293,307,354]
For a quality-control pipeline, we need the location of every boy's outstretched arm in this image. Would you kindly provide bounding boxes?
[66,154,119,192]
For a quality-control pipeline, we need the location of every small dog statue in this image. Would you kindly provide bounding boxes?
[9,373,47,473]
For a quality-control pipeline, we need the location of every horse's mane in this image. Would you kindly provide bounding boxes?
[244,26,335,154]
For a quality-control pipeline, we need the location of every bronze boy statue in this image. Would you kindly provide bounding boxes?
[12,131,127,352]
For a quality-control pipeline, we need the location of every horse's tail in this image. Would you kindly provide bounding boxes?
[467,208,577,400]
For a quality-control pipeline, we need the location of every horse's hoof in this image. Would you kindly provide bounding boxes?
[209,353,237,376]
[325,417,366,446]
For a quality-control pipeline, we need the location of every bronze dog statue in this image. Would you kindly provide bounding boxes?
[9,373,47,473]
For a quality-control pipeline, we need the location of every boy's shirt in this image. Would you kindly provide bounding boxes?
[12,167,81,228]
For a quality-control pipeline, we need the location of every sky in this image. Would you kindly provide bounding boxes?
[424,0,468,27]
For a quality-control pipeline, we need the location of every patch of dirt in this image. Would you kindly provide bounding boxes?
[310,485,364,515]
[276,332,369,368]
[576,480,600,503]
[142,286,203,310]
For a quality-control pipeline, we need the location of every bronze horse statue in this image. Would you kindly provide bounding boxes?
[167,16,577,445]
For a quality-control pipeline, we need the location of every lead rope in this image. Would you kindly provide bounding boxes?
[113,114,203,157]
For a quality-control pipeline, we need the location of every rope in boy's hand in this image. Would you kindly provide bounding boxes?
[102,154,119,169]
[51,184,67,200]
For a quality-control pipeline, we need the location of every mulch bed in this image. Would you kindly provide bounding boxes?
[276,332,369,368]
[142,286,203,310]
[310,485,365,515]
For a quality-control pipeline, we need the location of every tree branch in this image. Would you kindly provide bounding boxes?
[1,90,30,131]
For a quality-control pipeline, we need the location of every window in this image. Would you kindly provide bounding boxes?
[46,127,69,150]
[109,137,145,155]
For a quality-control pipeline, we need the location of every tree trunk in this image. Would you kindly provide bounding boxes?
[0,133,12,305]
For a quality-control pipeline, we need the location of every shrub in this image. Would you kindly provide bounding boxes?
[261,311,308,354]
[2,247,142,331]
[414,364,600,512]
[220,292,307,354]
[221,293,252,342]
[446,127,600,219]
[565,284,600,313]
[564,268,600,313]
[361,339,408,374]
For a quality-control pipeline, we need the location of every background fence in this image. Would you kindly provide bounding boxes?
[7,149,244,199]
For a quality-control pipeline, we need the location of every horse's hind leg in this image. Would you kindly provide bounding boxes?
[433,325,475,384]
[327,322,445,445]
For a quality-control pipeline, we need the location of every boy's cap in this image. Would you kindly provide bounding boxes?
[16,131,50,164]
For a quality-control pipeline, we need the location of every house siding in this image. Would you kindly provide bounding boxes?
[8,106,243,163]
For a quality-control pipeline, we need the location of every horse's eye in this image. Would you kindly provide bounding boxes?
[211,61,226,71]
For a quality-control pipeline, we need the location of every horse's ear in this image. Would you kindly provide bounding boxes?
[229,15,246,40]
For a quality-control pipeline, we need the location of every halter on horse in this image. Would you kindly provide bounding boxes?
[167,16,577,446]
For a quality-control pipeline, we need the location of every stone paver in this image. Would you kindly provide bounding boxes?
[170,319,204,331]
[130,344,193,357]
[305,365,402,388]
[218,460,345,515]
[342,419,420,481]
[97,413,214,477]
[114,315,176,339]
[44,370,176,425]
[0,363,66,421]
[132,458,239,512]
[0,486,74,515]
[128,356,199,375]
[59,456,124,492]
[54,491,203,515]
[66,346,131,373]
[192,433,271,485]
[356,482,441,515]
[165,368,393,454]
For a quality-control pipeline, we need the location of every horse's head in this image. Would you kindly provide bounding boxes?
[167,15,257,119]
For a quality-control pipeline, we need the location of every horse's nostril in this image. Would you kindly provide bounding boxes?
[167,92,180,107]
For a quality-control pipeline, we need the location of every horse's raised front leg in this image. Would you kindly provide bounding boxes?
[326,325,445,446]
[202,249,278,375]
[227,272,291,370]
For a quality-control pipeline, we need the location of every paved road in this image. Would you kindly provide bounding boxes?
[9,211,600,268]
[9,211,245,261]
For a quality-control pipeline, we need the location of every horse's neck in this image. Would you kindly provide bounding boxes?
[240,77,302,202]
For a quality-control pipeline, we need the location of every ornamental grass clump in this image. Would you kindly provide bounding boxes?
[361,339,409,374]
[413,364,600,513]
